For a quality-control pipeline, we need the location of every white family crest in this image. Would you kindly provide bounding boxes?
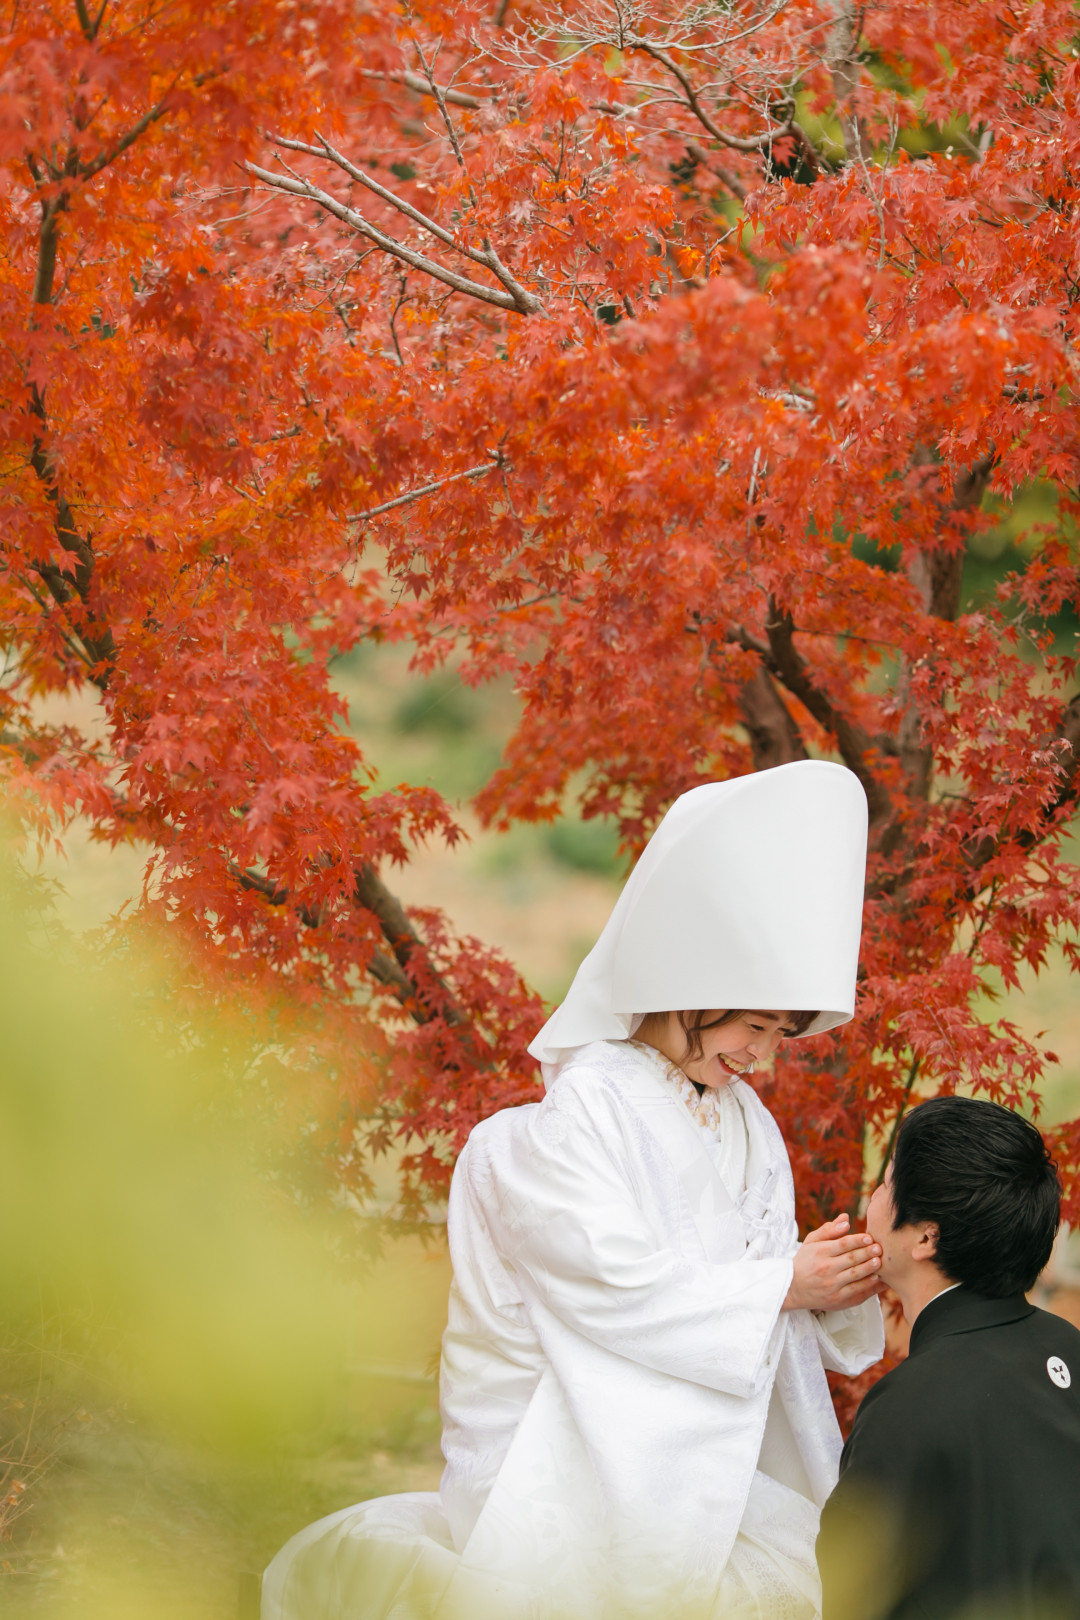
[1047,1355,1071,1389]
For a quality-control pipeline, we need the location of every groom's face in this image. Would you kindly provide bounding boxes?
[866,1162,942,1290]
[866,1165,905,1287]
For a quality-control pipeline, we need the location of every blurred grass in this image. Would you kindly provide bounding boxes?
[2,1333,444,1620]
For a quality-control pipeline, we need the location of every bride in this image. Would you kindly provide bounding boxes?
[263,760,885,1620]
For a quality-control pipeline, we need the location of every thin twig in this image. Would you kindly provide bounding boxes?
[361,69,483,109]
[247,147,543,315]
[626,36,798,155]
[347,458,503,523]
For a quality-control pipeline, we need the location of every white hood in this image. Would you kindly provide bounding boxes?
[528,760,868,1076]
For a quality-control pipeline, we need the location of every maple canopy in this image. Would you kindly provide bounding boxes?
[4,0,1080,1252]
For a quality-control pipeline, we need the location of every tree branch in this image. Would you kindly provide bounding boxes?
[16,574,94,669]
[275,135,473,258]
[684,140,748,202]
[23,79,184,684]
[235,861,474,1031]
[728,604,892,825]
[314,122,533,314]
[906,448,996,622]
[78,93,174,183]
[247,152,543,315]
[348,458,503,523]
[825,0,868,162]
[33,194,68,304]
[27,172,117,678]
[627,36,810,162]
[352,862,471,1029]
[234,865,420,1011]
[736,664,809,770]
[416,45,477,189]
[867,692,1080,903]
[874,1056,920,1184]
[74,0,109,40]
[896,448,998,798]
[361,69,483,109]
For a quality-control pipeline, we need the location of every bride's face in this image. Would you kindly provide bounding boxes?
[677,1010,795,1090]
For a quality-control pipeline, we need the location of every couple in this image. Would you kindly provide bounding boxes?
[264,763,1080,1620]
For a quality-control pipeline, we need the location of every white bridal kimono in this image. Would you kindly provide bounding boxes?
[263,1039,884,1620]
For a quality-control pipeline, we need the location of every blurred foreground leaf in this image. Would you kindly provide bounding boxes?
[0,859,347,1457]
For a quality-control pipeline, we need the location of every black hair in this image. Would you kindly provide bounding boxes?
[890,1096,1060,1297]
[635,1008,818,1065]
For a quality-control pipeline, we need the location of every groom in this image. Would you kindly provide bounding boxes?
[818,1096,1080,1620]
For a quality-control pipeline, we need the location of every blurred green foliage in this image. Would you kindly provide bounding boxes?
[334,647,626,879]
[544,817,622,876]
[0,892,343,1457]
[0,850,447,1617]
[393,673,479,738]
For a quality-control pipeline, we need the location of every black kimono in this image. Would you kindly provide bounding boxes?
[818,1286,1080,1620]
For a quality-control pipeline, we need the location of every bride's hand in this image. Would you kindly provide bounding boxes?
[781,1214,884,1313]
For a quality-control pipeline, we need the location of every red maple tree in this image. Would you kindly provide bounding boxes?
[3,0,1079,1257]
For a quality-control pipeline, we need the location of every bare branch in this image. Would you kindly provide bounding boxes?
[627,37,788,152]
[414,44,476,185]
[326,95,528,318]
[247,152,543,315]
[274,136,467,257]
[762,387,815,413]
[348,458,503,523]
[361,69,483,109]
[410,47,534,313]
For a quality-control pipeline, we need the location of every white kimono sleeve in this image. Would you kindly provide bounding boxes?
[482,1083,793,1401]
[812,1298,886,1375]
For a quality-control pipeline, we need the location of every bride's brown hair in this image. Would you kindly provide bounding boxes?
[635,1008,818,1065]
